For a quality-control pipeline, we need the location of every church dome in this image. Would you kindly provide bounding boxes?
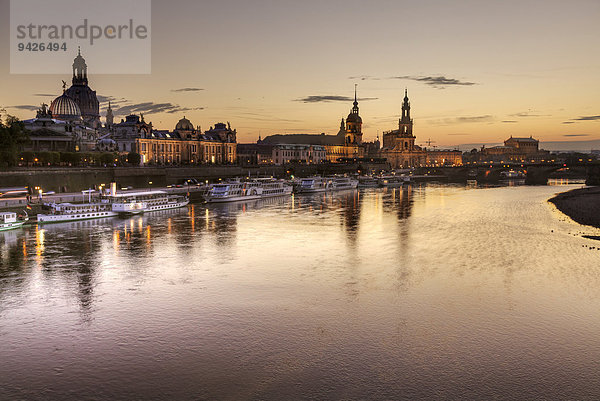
[175,116,194,131]
[346,113,362,124]
[65,85,99,119]
[50,93,81,121]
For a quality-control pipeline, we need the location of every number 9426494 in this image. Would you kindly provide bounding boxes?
[17,42,67,52]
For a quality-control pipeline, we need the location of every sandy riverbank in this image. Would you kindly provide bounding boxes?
[549,186,600,228]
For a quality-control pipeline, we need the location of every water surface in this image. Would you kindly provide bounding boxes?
[1,184,599,400]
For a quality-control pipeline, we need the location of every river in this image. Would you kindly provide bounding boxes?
[1,183,599,400]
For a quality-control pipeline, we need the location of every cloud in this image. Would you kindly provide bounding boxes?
[171,88,204,92]
[563,134,590,137]
[396,76,477,88]
[349,75,477,88]
[447,133,470,136]
[502,120,518,123]
[562,121,576,124]
[33,93,57,97]
[573,115,600,121]
[455,115,493,123]
[427,115,494,126]
[295,95,378,103]
[348,75,379,81]
[509,111,551,117]
[115,102,204,116]
[232,111,301,123]
[8,105,39,111]
[97,95,122,103]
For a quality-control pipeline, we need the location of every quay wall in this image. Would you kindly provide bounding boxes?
[0,163,387,193]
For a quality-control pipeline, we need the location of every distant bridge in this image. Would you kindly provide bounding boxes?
[417,161,598,185]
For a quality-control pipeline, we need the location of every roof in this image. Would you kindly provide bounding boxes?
[261,133,346,146]
[106,190,166,198]
[506,137,538,143]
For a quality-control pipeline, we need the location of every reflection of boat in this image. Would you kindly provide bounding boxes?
[207,194,290,213]
[37,191,188,224]
[0,228,21,247]
[0,211,29,231]
[206,179,292,203]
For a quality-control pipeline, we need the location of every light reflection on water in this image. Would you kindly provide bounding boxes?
[1,184,600,400]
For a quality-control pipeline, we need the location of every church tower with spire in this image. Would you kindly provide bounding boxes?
[105,101,114,129]
[65,47,100,128]
[399,88,413,137]
[382,88,417,152]
[345,84,363,144]
[72,47,88,86]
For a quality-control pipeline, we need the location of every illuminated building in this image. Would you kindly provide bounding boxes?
[258,87,365,162]
[378,89,462,167]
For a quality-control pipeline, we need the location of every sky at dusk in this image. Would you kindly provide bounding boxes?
[1,0,599,147]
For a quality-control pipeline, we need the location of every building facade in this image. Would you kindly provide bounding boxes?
[479,136,549,162]
[129,118,237,165]
[22,103,97,152]
[258,88,364,162]
[237,143,326,165]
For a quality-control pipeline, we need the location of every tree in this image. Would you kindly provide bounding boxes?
[21,151,35,165]
[127,152,141,166]
[99,152,115,166]
[60,152,81,166]
[0,114,29,167]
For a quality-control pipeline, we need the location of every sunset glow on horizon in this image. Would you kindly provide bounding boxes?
[1,0,599,147]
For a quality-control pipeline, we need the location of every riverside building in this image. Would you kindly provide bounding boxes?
[258,87,365,162]
[20,49,236,165]
[378,90,462,168]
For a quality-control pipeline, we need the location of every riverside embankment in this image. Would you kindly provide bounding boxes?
[0,163,387,193]
[550,186,600,228]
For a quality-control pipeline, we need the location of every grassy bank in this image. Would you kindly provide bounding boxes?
[549,186,600,228]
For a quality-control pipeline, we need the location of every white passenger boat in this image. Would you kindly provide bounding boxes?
[296,177,333,193]
[296,176,358,193]
[255,179,293,198]
[332,177,359,190]
[38,201,118,223]
[105,191,189,215]
[357,176,379,188]
[0,211,29,231]
[37,190,188,224]
[206,180,292,203]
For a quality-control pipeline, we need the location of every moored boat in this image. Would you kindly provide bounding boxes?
[357,176,379,188]
[296,177,333,193]
[105,190,188,215]
[0,211,29,231]
[206,179,292,203]
[332,176,359,190]
[37,190,189,224]
[37,201,117,224]
[378,175,412,187]
[296,176,358,193]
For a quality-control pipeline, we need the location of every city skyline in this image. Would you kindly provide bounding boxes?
[1,0,599,147]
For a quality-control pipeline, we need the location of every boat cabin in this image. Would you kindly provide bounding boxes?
[1,212,17,224]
